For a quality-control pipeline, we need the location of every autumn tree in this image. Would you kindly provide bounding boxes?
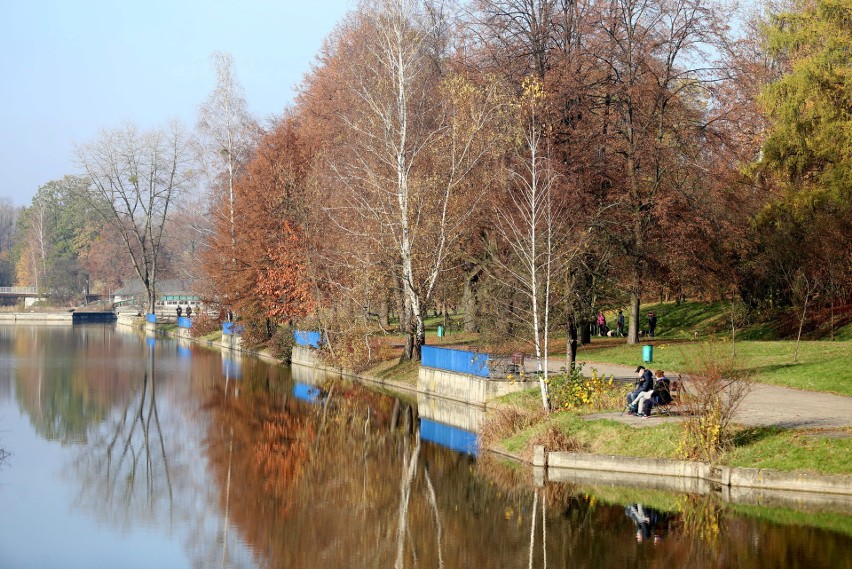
[749,0,852,335]
[320,0,508,360]
[492,78,590,412]
[0,198,18,286]
[196,52,259,315]
[13,176,95,302]
[225,115,316,341]
[76,122,194,314]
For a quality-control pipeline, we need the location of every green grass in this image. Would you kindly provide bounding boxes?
[368,358,420,384]
[573,339,852,396]
[723,427,852,474]
[726,504,852,538]
[502,413,684,459]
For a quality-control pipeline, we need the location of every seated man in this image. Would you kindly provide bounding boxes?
[637,370,672,418]
[626,366,654,413]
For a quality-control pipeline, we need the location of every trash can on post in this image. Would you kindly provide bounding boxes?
[642,344,653,363]
[437,325,445,338]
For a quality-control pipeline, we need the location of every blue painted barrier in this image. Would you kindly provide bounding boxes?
[293,382,323,403]
[222,322,244,336]
[420,418,478,456]
[146,313,157,323]
[178,316,192,328]
[421,345,490,378]
[294,330,322,348]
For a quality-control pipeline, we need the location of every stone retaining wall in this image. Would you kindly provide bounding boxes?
[544,450,852,497]
[0,312,73,323]
[417,366,536,406]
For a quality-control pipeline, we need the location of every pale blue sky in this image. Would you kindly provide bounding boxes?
[0,0,354,207]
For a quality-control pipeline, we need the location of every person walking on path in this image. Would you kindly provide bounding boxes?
[647,312,657,338]
[617,310,625,337]
[597,312,607,336]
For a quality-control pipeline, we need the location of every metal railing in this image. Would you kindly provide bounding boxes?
[0,287,38,294]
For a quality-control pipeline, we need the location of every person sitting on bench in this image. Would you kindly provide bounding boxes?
[637,370,672,418]
[627,366,654,414]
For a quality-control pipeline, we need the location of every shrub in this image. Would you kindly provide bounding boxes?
[190,311,221,338]
[269,325,295,361]
[547,366,618,411]
[677,343,753,461]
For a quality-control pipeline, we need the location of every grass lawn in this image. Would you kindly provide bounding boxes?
[573,339,852,397]
[497,408,852,476]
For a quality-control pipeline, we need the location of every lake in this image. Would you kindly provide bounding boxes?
[0,324,849,568]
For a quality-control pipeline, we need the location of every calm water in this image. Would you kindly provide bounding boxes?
[0,324,850,568]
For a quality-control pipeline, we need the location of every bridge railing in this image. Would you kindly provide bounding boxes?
[0,287,38,295]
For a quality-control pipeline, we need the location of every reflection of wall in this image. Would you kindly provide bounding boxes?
[417,392,486,432]
[420,418,478,455]
[290,362,339,386]
[417,366,535,405]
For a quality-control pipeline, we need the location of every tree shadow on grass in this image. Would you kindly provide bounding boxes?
[731,426,781,447]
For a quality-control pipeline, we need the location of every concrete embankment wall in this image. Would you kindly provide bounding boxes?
[543,451,852,499]
[417,366,536,406]
[0,312,73,323]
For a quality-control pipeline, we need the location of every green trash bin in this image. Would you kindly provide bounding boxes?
[437,325,445,338]
[642,344,653,363]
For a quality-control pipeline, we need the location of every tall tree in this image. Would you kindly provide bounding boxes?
[492,78,588,412]
[196,51,259,313]
[324,0,508,360]
[751,0,852,324]
[76,122,194,314]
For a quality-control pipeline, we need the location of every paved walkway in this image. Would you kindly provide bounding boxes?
[530,358,852,429]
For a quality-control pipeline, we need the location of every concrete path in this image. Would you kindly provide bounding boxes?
[531,358,852,429]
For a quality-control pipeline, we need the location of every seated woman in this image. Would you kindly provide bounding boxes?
[637,370,672,418]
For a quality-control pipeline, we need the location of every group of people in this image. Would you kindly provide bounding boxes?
[625,365,673,418]
[175,305,193,319]
[595,310,657,338]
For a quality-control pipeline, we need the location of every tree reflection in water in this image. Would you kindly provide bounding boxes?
[69,338,176,526]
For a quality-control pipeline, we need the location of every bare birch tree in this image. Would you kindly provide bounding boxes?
[328,0,507,360]
[492,79,585,412]
[195,52,258,274]
[76,122,194,314]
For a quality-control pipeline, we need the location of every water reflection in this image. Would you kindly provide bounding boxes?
[0,325,850,569]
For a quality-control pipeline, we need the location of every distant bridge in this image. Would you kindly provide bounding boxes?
[0,287,106,304]
[0,287,38,297]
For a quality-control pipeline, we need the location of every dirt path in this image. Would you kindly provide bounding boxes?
[532,359,852,429]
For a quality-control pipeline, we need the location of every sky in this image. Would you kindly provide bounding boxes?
[0,0,354,208]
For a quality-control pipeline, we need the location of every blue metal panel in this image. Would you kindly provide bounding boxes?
[177,316,192,329]
[420,418,478,456]
[222,322,244,336]
[421,346,490,377]
[294,330,322,348]
[146,313,157,323]
[293,382,323,403]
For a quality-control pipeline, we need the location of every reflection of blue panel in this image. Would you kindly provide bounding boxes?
[222,357,242,378]
[146,313,157,323]
[177,345,191,358]
[421,346,490,377]
[293,382,322,403]
[178,316,192,328]
[222,322,244,336]
[294,330,322,348]
[146,336,156,348]
[420,418,478,456]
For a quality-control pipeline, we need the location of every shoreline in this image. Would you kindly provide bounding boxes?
[39,313,852,501]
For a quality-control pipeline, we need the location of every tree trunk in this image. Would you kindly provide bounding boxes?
[567,313,578,370]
